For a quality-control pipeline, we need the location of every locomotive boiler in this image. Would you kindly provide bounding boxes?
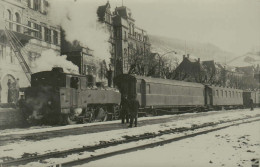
[22,67,120,125]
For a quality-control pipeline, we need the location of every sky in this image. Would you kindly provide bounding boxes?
[104,0,260,55]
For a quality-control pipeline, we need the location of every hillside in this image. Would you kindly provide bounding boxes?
[149,35,238,63]
[228,50,260,67]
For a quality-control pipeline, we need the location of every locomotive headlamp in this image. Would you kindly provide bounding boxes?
[47,101,52,105]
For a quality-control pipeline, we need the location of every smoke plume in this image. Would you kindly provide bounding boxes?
[32,49,79,74]
[47,0,111,66]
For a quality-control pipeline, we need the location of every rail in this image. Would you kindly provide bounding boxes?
[1,115,260,167]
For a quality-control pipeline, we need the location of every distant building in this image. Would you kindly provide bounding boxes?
[60,37,107,84]
[174,55,205,82]
[0,0,61,103]
[235,66,255,77]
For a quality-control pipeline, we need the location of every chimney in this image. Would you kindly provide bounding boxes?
[183,55,185,60]
[198,58,200,62]
[187,54,189,58]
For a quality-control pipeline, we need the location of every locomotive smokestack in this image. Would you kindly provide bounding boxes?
[183,55,185,60]
[52,67,64,73]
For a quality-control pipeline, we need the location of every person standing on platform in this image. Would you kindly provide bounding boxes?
[128,94,140,128]
[120,95,129,124]
[249,98,254,111]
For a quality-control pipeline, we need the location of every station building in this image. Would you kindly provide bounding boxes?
[0,0,61,103]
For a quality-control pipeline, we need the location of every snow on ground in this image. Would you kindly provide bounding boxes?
[0,115,175,136]
[82,121,260,167]
[0,109,259,162]
[0,108,256,136]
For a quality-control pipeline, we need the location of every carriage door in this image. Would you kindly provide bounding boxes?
[205,86,213,106]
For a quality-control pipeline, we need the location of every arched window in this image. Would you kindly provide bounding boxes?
[7,10,12,30]
[15,13,21,32]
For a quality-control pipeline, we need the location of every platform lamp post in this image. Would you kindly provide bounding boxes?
[158,50,177,78]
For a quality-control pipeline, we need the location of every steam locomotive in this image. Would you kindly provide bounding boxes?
[21,67,120,125]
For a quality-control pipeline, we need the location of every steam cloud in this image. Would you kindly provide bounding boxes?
[32,49,79,74]
[48,0,111,66]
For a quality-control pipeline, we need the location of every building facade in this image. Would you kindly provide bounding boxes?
[0,0,61,103]
[97,2,151,76]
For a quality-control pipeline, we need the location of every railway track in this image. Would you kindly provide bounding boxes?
[1,116,260,167]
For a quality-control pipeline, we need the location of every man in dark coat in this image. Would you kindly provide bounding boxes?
[249,98,254,111]
[128,94,140,127]
[120,95,129,124]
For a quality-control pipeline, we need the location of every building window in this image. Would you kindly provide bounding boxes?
[129,24,131,34]
[27,0,31,8]
[53,30,58,45]
[27,21,32,36]
[7,10,12,30]
[0,45,3,60]
[33,0,41,11]
[35,23,42,39]
[124,31,127,40]
[10,50,15,64]
[15,13,21,32]
[83,65,87,75]
[44,27,51,43]
[146,84,150,94]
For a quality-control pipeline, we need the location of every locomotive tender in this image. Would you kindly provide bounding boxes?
[22,67,120,125]
[114,74,259,114]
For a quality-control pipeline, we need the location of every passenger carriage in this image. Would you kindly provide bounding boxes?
[114,74,205,115]
[205,86,243,110]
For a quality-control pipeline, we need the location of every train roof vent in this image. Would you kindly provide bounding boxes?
[52,67,64,73]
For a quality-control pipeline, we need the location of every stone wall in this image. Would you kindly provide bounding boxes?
[0,108,26,129]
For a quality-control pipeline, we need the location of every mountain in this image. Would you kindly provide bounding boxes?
[227,50,260,67]
[149,35,238,63]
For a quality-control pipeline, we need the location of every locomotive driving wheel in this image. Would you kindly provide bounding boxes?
[112,105,120,120]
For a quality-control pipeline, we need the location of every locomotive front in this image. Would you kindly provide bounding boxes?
[22,68,67,125]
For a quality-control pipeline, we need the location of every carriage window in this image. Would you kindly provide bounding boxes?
[146,84,150,94]
[221,90,223,97]
[232,91,234,97]
[229,91,231,97]
[216,90,219,97]
[137,83,141,93]
[225,91,227,97]
[70,77,80,89]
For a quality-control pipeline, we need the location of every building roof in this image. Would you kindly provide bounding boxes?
[201,60,216,71]
[236,66,254,75]
[175,56,204,73]
[115,6,134,21]
[97,2,110,21]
